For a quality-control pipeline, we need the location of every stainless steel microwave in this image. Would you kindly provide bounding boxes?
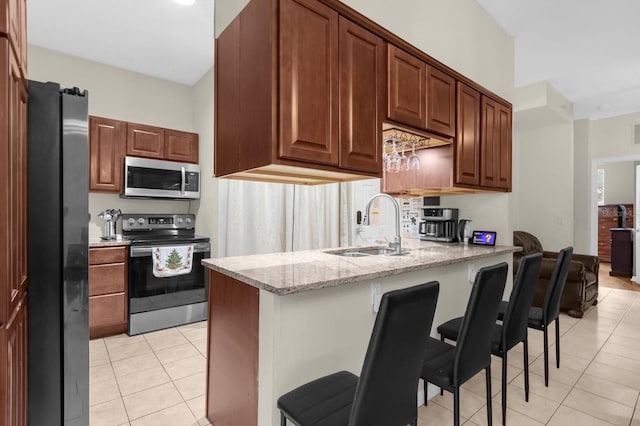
[122,156,200,199]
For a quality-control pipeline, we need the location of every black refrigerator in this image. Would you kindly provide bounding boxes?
[27,81,90,426]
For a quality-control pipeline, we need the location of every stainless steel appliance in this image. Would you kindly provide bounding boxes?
[27,81,90,425]
[123,213,210,335]
[98,208,121,240]
[419,208,459,242]
[458,219,474,244]
[122,156,200,200]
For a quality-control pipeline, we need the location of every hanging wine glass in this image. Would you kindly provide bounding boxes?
[387,141,401,173]
[399,142,409,172]
[409,141,421,170]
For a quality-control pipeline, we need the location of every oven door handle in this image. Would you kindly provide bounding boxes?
[130,243,211,257]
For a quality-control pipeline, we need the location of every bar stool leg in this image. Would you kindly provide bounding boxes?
[555,317,561,368]
[502,352,507,426]
[454,387,460,426]
[543,326,549,387]
[280,412,287,426]
[523,336,530,402]
[424,380,428,406]
[485,365,493,426]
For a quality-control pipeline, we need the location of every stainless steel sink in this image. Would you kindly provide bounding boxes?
[327,247,409,257]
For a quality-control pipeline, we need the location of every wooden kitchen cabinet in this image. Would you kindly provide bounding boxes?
[480,96,512,190]
[165,129,199,163]
[1,294,27,426]
[387,45,456,138]
[89,116,199,193]
[455,82,481,187]
[338,17,384,172]
[1,0,27,80]
[90,116,126,193]
[215,0,383,183]
[89,246,128,338]
[127,123,165,159]
[387,45,426,130]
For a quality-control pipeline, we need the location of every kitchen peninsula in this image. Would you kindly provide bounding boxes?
[202,239,520,426]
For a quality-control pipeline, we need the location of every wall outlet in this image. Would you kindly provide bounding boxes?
[468,264,476,283]
[371,283,382,313]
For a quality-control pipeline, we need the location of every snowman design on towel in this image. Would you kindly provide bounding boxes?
[152,245,194,277]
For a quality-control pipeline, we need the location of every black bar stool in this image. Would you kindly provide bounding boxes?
[420,262,508,426]
[277,281,440,426]
[498,247,573,387]
[436,253,542,425]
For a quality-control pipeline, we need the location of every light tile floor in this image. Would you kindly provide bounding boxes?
[90,287,640,425]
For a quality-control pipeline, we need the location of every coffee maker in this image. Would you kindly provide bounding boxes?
[419,208,459,242]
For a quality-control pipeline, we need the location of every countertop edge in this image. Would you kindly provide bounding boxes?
[203,244,521,296]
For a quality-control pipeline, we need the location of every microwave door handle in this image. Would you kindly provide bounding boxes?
[180,166,186,195]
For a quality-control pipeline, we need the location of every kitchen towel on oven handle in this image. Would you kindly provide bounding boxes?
[152,245,194,277]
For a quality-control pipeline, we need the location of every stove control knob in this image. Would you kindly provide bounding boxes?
[177,218,184,224]
[138,218,145,225]
[128,218,135,225]
[186,218,192,224]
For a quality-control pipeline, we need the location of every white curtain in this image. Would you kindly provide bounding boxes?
[218,180,340,256]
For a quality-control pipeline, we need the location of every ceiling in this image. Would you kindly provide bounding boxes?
[27,0,640,120]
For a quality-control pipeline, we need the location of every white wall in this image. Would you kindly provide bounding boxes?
[27,46,203,239]
[215,0,515,248]
[601,162,635,205]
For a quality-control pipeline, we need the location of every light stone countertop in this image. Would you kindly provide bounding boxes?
[202,238,521,295]
[89,238,131,248]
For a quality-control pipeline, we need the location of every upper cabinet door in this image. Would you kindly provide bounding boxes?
[481,96,511,190]
[426,66,456,137]
[387,45,426,129]
[338,17,384,174]
[279,0,339,166]
[165,130,199,164]
[89,116,126,193]
[455,82,480,187]
[126,123,165,159]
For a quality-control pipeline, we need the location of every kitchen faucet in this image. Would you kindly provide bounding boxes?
[362,193,402,255]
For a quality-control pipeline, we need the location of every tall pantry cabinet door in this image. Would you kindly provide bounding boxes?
[279,0,339,166]
[0,39,27,324]
[455,82,481,187]
[338,17,384,173]
[89,116,126,193]
[387,45,426,129]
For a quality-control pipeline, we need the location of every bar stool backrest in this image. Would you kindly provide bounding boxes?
[349,281,440,426]
[543,247,573,326]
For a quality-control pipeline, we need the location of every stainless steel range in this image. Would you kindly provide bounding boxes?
[123,213,210,335]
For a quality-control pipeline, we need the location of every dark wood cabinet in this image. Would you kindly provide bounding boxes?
[427,66,456,138]
[598,204,634,262]
[455,82,481,186]
[387,45,426,129]
[1,294,27,426]
[165,129,199,163]
[127,123,165,159]
[480,96,512,190]
[279,0,339,166]
[387,45,456,138]
[89,116,127,193]
[89,246,128,338]
[215,0,383,183]
[338,17,384,173]
[1,9,27,425]
[89,116,199,193]
[610,229,633,277]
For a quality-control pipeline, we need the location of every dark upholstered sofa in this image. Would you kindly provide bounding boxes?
[513,231,599,318]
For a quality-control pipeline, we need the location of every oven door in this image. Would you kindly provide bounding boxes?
[128,241,210,335]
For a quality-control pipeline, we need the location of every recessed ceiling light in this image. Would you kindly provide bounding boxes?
[173,0,195,5]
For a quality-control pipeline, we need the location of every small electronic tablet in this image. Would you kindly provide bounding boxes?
[471,231,497,246]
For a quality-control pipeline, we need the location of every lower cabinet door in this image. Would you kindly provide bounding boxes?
[89,293,127,338]
[2,294,28,426]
